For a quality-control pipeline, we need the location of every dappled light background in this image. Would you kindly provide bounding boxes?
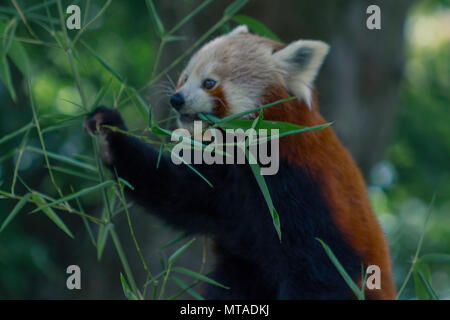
[0,0,449,299]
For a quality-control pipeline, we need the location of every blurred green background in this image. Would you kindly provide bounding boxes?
[0,0,449,299]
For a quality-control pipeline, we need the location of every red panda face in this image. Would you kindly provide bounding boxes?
[171,25,330,132]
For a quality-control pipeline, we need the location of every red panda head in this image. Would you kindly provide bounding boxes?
[171,25,329,131]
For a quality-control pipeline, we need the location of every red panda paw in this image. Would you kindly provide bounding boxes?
[83,106,126,136]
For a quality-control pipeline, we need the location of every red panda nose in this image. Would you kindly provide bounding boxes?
[170,93,185,111]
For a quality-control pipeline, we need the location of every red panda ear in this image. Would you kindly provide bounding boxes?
[227,25,249,37]
[273,40,329,108]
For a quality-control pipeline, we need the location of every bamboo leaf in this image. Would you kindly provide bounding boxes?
[8,39,31,76]
[316,238,364,300]
[2,18,18,56]
[125,87,150,124]
[25,146,97,172]
[31,180,115,214]
[224,0,249,17]
[159,232,189,251]
[245,145,281,241]
[417,270,439,300]
[419,253,450,264]
[171,266,229,289]
[81,40,125,83]
[49,165,99,182]
[169,276,205,300]
[168,0,215,34]
[413,262,432,300]
[171,152,213,188]
[145,0,165,37]
[97,188,115,260]
[0,193,31,232]
[31,193,74,239]
[0,122,34,146]
[73,192,96,248]
[168,238,196,265]
[233,15,279,41]
[120,273,139,300]
[0,55,16,101]
[165,35,187,43]
[217,97,296,123]
[89,77,112,111]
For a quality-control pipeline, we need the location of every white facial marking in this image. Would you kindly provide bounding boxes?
[174,25,329,130]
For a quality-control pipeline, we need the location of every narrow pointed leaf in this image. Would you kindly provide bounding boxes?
[171,266,229,289]
[168,238,196,265]
[31,180,115,214]
[419,254,450,264]
[169,276,205,300]
[82,40,125,82]
[316,238,364,300]
[120,273,139,300]
[146,0,165,37]
[233,15,279,40]
[31,193,74,239]
[0,193,31,232]
[417,271,439,300]
[224,0,249,17]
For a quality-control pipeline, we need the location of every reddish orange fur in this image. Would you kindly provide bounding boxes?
[262,85,396,299]
[207,85,229,117]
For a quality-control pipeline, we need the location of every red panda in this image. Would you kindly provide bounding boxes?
[85,25,395,299]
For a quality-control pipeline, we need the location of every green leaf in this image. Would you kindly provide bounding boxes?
[151,125,172,137]
[31,180,115,214]
[31,193,74,239]
[2,18,18,56]
[0,193,31,232]
[0,122,34,146]
[82,40,125,83]
[168,0,215,35]
[96,221,111,261]
[171,152,213,188]
[217,96,296,123]
[224,0,249,17]
[245,148,281,241]
[118,177,134,190]
[169,276,205,300]
[0,20,30,77]
[49,165,99,182]
[419,253,450,264]
[97,188,115,260]
[165,35,187,43]
[25,146,97,172]
[146,0,165,37]
[159,232,189,251]
[171,266,229,289]
[125,87,150,124]
[198,112,221,123]
[316,238,364,300]
[8,40,31,77]
[416,270,439,300]
[413,262,432,300]
[168,238,196,265]
[120,273,139,300]
[233,15,279,41]
[219,119,330,136]
[0,55,16,102]
[89,77,112,111]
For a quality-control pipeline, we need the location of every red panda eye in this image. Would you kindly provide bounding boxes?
[202,78,216,90]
